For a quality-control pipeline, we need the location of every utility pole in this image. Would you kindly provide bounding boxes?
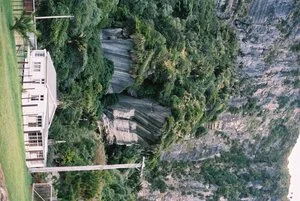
[35,15,74,20]
[31,15,74,49]
[29,157,146,174]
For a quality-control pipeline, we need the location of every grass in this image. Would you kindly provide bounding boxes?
[0,0,32,200]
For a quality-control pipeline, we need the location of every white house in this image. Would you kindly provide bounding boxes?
[21,49,57,168]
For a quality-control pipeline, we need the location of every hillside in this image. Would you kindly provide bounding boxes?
[139,0,300,200]
[34,0,299,200]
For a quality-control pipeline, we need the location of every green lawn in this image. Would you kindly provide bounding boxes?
[0,0,32,200]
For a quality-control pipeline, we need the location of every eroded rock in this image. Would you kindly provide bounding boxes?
[0,165,9,201]
[101,29,135,94]
[101,95,171,146]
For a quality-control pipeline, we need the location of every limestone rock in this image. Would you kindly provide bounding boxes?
[0,165,9,201]
[102,95,171,146]
[101,29,135,94]
[139,0,300,200]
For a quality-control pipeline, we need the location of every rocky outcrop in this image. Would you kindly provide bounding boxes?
[102,95,171,146]
[0,165,9,201]
[216,0,240,19]
[101,29,134,94]
[168,0,299,161]
[101,29,172,146]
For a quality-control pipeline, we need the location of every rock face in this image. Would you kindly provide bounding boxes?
[0,165,9,201]
[139,0,299,200]
[102,95,171,146]
[101,29,134,94]
[101,29,172,146]
[102,109,139,146]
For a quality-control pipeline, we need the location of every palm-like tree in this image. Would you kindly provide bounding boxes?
[11,10,39,41]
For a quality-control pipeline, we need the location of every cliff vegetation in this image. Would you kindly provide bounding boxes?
[35,0,299,200]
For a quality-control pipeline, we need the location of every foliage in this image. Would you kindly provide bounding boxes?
[101,145,143,200]
[290,43,300,52]
[100,170,140,201]
[277,95,290,109]
[200,120,298,200]
[11,10,39,41]
[144,117,298,200]
[36,0,119,199]
[195,126,209,138]
[112,0,238,149]
[37,0,239,199]
[242,97,261,115]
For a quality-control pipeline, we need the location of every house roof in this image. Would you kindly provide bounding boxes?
[44,51,57,165]
[45,51,57,128]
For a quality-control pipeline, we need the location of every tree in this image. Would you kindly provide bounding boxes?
[11,10,39,41]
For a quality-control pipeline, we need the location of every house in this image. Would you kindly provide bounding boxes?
[21,49,57,168]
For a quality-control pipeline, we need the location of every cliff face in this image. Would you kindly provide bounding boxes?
[101,29,135,94]
[101,29,172,146]
[139,0,299,200]
[0,166,9,201]
[102,95,171,146]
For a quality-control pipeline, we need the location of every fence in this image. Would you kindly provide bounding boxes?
[11,0,32,82]
[11,0,24,18]
[32,183,56,201]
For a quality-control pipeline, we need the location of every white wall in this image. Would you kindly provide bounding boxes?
[22,50,49,168]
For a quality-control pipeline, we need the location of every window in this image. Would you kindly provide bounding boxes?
[37,151,43,158]
[28,140,42,146]
[28,116,42,127]
[33,79,40,84]
[27,132,42,146]
[28,139,42,146]
[37,116,42,127]
[33,62,41,72]
[28,122,37,127]
[31,95,39,101]
[27,150,44,159]
[32,79,45,84]
[30,95,44,101]
[35,52,45,57]
[28,132,42,140]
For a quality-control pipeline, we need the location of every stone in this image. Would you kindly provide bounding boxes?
[139,0,300,200]
[0,165,9,201]
[101,29,135,94]
[102,95,171,146]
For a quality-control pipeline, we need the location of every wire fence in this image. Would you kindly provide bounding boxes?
[32,183,54,201]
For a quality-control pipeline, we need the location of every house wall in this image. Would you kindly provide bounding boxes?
[22,50,48,168]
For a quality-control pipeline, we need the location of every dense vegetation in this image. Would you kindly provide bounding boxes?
[36,0,132,200]
[113,0,238,148]
[37,0,116,127]
[36,0,237,200]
